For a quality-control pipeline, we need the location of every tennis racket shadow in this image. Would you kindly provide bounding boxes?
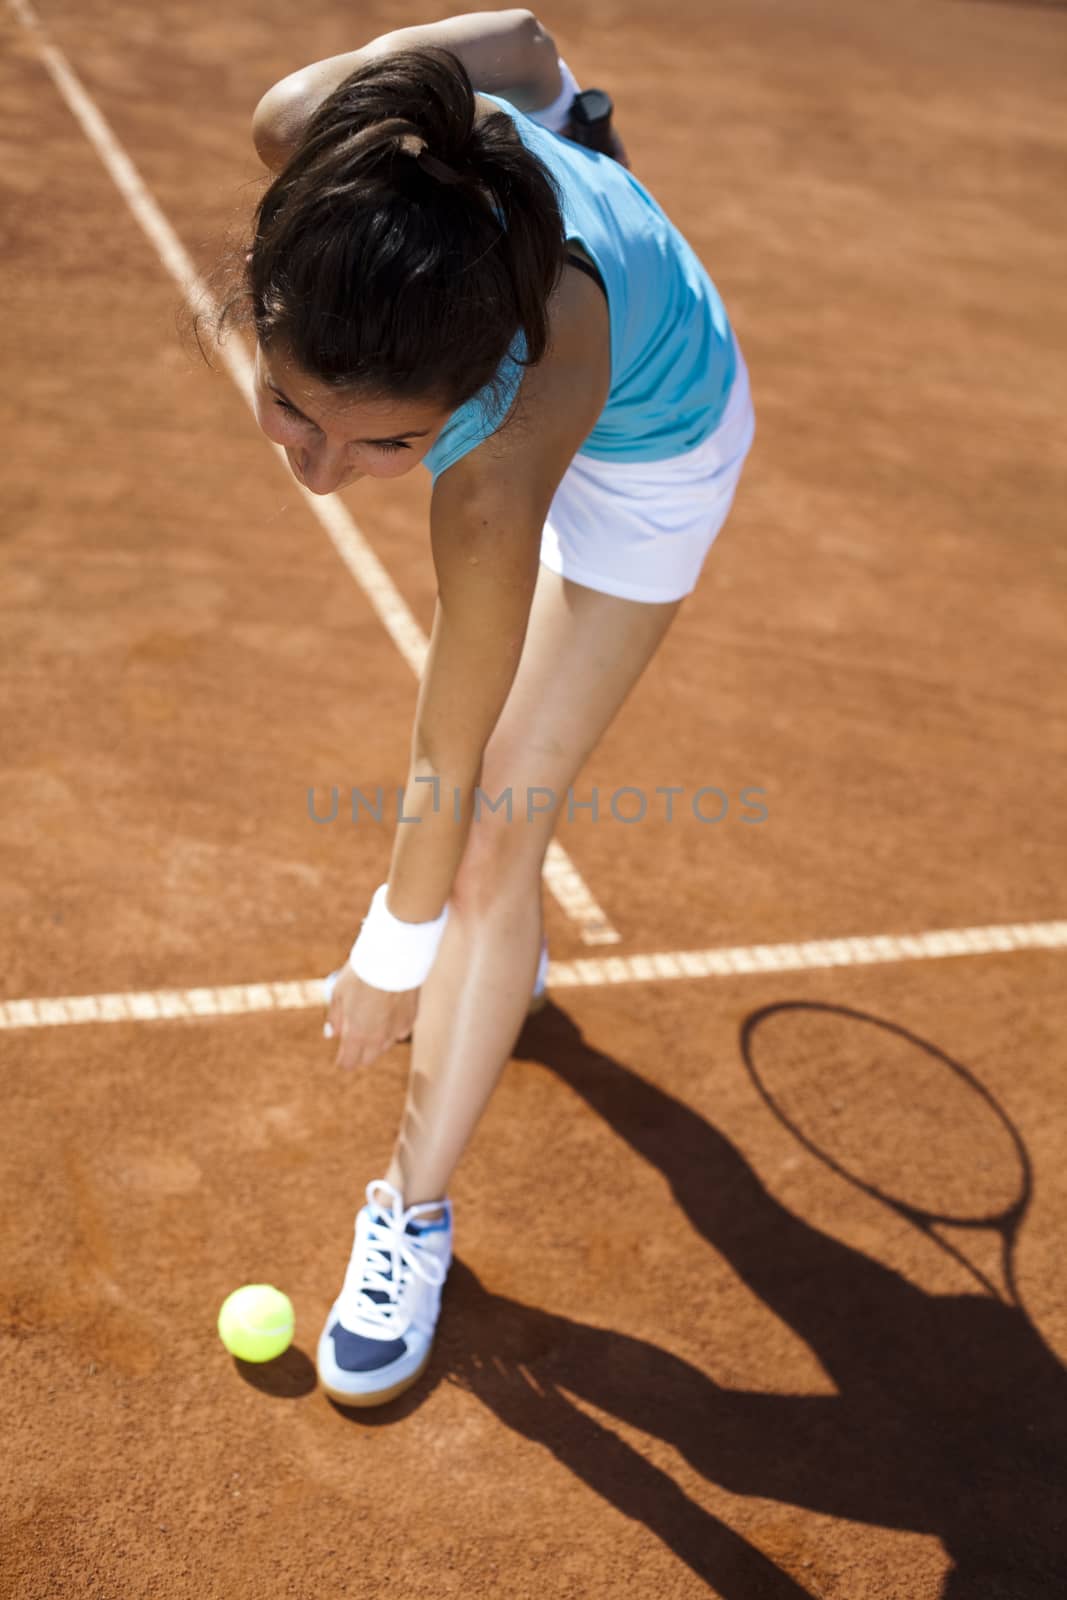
[425,997,1064,1600]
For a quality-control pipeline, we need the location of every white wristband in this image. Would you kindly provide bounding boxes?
[524,58,582,134]
[346,882,450,992]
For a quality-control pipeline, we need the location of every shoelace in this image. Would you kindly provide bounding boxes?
[337,1181,448,1332]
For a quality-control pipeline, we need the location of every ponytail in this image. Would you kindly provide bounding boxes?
[216,47,568,414]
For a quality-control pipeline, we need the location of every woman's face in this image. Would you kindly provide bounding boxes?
[252,343,453,495]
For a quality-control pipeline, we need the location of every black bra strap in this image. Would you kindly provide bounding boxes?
[565,251,608,303]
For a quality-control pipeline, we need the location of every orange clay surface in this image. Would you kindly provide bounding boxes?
[2,1,1066,1595]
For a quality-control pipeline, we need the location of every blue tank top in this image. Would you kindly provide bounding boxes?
[422,92,737,485]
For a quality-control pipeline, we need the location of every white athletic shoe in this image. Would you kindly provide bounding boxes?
[316,1179,452,1407]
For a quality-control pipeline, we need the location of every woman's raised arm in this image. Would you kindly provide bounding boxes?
[252,9,562,171]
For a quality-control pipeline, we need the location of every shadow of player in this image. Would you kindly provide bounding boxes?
[416,1001,1067,1597]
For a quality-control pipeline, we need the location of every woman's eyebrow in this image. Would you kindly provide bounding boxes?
[267,382,430,442]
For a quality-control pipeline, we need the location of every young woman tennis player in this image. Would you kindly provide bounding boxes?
[239,9,755,1405]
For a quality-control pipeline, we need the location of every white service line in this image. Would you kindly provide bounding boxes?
[2,920,1064,1031]
[8,0,619,947]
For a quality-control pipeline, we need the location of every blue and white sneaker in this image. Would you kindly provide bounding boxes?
[316,1179,452,1407]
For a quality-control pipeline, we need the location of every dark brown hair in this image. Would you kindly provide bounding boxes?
[208,46,568,417]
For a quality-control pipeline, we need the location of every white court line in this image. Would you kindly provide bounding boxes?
[2,921,1064,1030]
[8,0,619,948]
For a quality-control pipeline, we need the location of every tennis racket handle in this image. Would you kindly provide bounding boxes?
[568,88,615,156]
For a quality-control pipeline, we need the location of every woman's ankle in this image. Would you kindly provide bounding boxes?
[383,1165,448,1219]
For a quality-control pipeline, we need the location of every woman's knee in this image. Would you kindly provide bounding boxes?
[450,800,549,916]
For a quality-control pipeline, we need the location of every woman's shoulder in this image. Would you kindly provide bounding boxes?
[436,254,610,505]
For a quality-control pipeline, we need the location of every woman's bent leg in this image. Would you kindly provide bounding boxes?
[384,856,545,1207]
[382,565,683,1206]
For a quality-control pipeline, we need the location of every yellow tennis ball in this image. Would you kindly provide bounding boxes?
[217,1284,294,1363]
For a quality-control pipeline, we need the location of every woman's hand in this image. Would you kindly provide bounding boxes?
[325,964,419,1070]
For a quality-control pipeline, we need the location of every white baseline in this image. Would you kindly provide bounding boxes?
[2,921,1064,1031]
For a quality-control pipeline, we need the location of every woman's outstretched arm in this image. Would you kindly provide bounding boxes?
[325,262,609,1068]
[252,9,562,171]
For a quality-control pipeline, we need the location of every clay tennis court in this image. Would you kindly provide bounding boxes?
[3,0,1066,1593]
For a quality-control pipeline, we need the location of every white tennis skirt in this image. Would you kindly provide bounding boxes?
[539,331,756,604]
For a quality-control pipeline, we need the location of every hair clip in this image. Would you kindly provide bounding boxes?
[415,147,465,186]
